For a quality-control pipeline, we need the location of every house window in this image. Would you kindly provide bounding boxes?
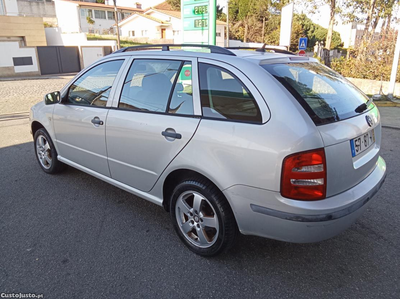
[107,11,114,20]
[216,32,221,37]
[80,9,87,17]
[173,30,180,36]
[121,12,131,19]
[94,10,106,19]
[129,31,135,37]
[141,30,148,36]
[81,8,93,18]
[13,57,33,66]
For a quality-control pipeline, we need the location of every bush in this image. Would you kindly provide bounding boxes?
[331,56,400,82]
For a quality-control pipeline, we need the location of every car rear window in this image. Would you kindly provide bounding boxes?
[261,62,373,125]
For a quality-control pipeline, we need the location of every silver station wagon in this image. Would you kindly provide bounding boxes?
[30,44,386,256]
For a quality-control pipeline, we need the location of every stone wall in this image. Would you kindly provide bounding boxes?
[0,15,47,46]
[346,77,400,97]
[17,0,56,18]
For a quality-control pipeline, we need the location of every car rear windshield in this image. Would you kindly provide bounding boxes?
[261,62,373,125]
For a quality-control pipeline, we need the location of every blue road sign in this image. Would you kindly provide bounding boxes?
[299,37,308,50]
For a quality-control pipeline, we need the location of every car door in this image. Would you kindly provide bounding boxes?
[53,58,128,176]
[106,56,201,192]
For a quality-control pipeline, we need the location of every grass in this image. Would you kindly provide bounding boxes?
[86,34,146,48]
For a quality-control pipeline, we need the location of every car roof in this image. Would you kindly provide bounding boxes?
[108,48,307,65]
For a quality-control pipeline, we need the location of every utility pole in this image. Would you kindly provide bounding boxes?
[113,0,121,50]
[388,28,400,99]
[226,0,229,47]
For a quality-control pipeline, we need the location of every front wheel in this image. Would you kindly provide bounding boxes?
[34,128,65,174]
[170,178,237,256]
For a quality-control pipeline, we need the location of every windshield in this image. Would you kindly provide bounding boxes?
[261,62,373,125]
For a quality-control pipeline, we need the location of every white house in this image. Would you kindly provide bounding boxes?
[54,0,143,34]
[118,2,227,46]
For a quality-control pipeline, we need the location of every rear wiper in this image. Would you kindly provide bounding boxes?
[355,97,373,113]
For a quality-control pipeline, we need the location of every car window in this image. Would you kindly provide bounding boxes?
[67,60,124,107]
[119,59,182,113]
[168,61,194,115]
[261,62,372,125]
[199,63,262,123]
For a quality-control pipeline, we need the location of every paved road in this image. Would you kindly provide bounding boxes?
[0,114,399,299]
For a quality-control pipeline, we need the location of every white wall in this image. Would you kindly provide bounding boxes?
[45,27,116,48]
[4,0,18,15]
[0,41,38,73]
[216,24,225,47]
[54,0,80,33]
[146,11,182,42]
[120,16,160,38]
[17,0,55,18]
[82,47,104,68]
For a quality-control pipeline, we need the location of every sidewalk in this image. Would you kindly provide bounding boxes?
[0,73,77,81]
[378,107,400,130]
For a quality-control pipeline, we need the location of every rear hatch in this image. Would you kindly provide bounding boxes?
[262,61,381,197]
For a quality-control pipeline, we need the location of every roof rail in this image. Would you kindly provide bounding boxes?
[113,44,236,56]
[227,44,295,55]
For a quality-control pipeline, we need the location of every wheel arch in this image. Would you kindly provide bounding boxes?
[31,121,45,137]
[162,168,229,212]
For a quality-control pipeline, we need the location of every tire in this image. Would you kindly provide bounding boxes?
[34,128,66,174]
[170,177,238,256]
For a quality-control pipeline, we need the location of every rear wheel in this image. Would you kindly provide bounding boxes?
[34,128,65,174]
[170,178,237,256]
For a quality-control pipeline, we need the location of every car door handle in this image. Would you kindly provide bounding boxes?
[162,131,182,139]
[91,117,104,125]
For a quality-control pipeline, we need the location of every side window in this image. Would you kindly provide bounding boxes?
[199,63,262,123]
[168,61,194,115]
[67,60,124,107]
[119,59,182,113]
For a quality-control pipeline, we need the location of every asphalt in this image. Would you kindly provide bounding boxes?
[0,108,399,299]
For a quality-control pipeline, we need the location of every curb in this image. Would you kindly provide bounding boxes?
[0,74,76,82]
[375,101,400,107]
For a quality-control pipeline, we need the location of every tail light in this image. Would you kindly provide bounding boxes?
[281,148,326,200]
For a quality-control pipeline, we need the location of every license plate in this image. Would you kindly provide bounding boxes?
[350,130,375,157]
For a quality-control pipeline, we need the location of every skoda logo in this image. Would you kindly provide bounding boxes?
[366,115,373,127]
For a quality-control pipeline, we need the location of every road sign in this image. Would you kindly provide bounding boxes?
[182,0,216,45]
[299,37,308,50]
[298,50,306,57]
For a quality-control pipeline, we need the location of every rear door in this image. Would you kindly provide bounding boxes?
[106,56,201,192]
[53,58,128,176]
[262,61,381,197]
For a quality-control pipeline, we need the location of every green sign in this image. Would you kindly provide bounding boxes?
[194,5,208,15]
[194,19,208,28]
[181,0,216,45]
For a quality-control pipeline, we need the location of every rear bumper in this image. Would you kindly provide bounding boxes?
[223,156,386,243]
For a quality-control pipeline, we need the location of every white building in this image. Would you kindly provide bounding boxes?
[54,0,143,34]
[118,2,227,46]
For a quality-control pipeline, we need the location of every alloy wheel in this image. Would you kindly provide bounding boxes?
[36,135,52,169]
[175,191,219,248]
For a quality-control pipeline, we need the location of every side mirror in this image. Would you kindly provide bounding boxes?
[44,91,60,105]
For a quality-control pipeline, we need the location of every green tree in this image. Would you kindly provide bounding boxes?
[166,0,181,10]
[217,4,227,22]
[342,0,398,60]
[86,16,95,31]
[296,0,342,50]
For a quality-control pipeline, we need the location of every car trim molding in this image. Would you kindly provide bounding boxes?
[250,174,386,222]
[58,155,164,206]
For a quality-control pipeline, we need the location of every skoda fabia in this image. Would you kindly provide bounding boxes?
[30,45,386,256]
